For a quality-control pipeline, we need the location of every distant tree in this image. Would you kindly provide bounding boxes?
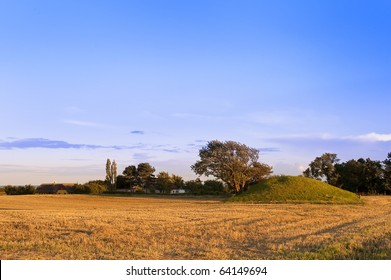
[147,174,157,193]
[4,185,35,195]
[335,158,384,194]
[81,180,108,194]
[156,171,172,194]
[111,160,117,190]
[137,162,156,188]
[171,174,185,189]
[203,179,225,195]
[335,159,365,193]
[73,184,89,194]
[383,152,391,194]
[116,175,128,189]
[105,159,117,191]
[191,140,272,193]
[184,178,203,195]
[303,153,339,185]
[123,165,138,187]
[362,158,384,194]
[106,159,112,183]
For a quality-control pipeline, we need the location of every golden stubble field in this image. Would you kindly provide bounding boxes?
[0,195,390,260]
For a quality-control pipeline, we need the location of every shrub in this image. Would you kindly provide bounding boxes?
[203,180,226,195]
[184,179,227,195]
[73,181,108,194]
[184,179,203,195]
[73,184,89,194]
[4,185,35,195]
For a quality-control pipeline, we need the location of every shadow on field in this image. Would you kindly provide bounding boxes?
[0,208,32,211]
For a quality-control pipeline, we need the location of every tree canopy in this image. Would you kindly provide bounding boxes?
[302,153,339,185]
[304,152,391,194]
[191,140,272,193]
[105,159,117,191]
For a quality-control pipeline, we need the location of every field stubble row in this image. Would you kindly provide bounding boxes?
[0,195,390,259]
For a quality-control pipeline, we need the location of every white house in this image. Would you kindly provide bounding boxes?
[170,188,186,194]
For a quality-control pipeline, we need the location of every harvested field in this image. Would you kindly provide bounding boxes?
[0,195,390,259]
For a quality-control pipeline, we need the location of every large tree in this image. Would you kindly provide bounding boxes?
[171,174,185,189]
[105,159,117,191]
[137,162,156,188]
[106,159,112,183]
[335,158,384,194]
[156,171,172,194]
[122,165,138,187]
[303,153,339,185]
[121,163,156,190]
[191,140,272,193]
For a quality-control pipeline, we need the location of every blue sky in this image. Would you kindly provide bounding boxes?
[1,0,390,185]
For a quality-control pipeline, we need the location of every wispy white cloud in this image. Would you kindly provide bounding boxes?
[0,138,140,150]
[171,112,225,122]
[62,119,103,127]
[353,132,391,142]
[0,138,194,156]
[0,138,98,149]
[64,106,84,114]
[269,132,391,143]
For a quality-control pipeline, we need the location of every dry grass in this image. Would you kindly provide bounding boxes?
[0,195,390,259]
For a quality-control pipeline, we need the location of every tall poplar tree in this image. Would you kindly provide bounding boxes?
[106,159,117,191]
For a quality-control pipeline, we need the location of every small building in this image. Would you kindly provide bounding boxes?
[36,183,76,194]
[170,188,186,195]
[56,188,69,195]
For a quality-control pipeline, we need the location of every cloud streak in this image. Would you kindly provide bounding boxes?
[0,138,135,150]
[130,130,145,135]
[270,132,391,143]
[62,119,103,127]
[0,138,191,155]
[353,132,391,142]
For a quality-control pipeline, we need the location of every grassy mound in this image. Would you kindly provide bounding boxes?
[228,175,362,204]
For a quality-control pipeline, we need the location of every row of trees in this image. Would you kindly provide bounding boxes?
[303,152,391,194]
[107,140,273,195]
[3,185,35,195]
[73,180,109,194]
[110,161,226,194]
[0,140,274,196]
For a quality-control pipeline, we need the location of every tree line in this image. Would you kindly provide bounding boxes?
[3,185,35,195]
[107,140,273,195]
[107,160,227,195]
[4,141,390,196]
[1,140,276,196]
[303,152,391,194]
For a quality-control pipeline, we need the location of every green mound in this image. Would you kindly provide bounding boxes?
[228,176,362,204]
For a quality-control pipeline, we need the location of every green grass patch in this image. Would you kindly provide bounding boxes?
[227,175,362,204]
[281,231,391,260]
